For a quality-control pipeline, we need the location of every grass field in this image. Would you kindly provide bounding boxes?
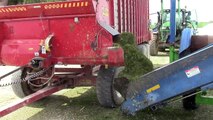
[0,55,213,120]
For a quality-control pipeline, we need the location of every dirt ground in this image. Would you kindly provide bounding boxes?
[0,55,213,120]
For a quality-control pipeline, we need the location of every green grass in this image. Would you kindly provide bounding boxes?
[197,21,213,28]
[2,87,213,120]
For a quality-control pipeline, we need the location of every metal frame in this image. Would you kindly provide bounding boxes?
[0,85,67,117]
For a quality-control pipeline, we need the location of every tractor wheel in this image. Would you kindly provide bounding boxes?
[96,66,125,107]
[150,34,158,56]
[11,68,44,98]
[180,50,198,110]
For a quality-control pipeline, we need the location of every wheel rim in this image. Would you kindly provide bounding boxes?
[113,67,126,105]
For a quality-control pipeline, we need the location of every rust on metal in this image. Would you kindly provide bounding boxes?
[191,35,213,52]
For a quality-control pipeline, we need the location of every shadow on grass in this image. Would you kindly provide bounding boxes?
[23,87,213,120]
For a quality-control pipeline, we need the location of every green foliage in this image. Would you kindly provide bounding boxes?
[117,33,154,81]
[117,32,137,47]
[197,21,213,28]
[8,0,22,5]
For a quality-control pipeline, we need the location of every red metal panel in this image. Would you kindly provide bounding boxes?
[109,0,114,26]
[123,0,126,32]
[122,0,125,32]
[1,39,40,65]
[117,0,121,32]
[0,23,4,64]
[0,1,124,66]
[139,0,142,44]
[129,0,132,33]
[126,0,129,32]
[136,0,140,44]
[141,0,150,43]
[0,1,95,20]
[0,0,150,66]
[146,0,151,42]
[95,0,111,26]
[133,0,136,36]
[132,0,135,36]
[141,0,145,43]
[138,0,141,44]
[114,0,150,44]
[3,20,49,39]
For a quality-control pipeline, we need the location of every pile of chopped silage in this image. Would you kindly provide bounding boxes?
[116,32,154,81]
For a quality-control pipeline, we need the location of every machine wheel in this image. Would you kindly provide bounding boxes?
[96,66,125,107]
[180,50,198,110]
[150,34,158,56]
[182,93,198,110]
[11,68,44,98]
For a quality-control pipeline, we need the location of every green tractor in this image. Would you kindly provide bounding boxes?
[150,0,198,56]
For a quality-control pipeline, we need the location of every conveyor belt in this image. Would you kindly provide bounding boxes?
[121,45,213,115]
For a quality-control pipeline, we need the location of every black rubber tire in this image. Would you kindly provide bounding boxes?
[96,66,125,107]
[182,93,198,110]
[11,68,40,98]
[150,34,158,56]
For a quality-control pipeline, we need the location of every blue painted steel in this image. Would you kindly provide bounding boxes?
[179,28,193,54]
[121,45,213,115]
[169,0,176,44]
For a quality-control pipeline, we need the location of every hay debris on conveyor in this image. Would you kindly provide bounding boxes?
[116,32,154,81]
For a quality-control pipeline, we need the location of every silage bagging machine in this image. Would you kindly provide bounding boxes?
[0,0,212,117]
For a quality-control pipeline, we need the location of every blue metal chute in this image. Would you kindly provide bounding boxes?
[121,44,213,115]
[179,28,194,54]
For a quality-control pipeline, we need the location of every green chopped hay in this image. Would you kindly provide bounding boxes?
[117,32,137,46]
[117,32,154,81]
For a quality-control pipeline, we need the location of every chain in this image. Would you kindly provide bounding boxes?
[0,67,51,87]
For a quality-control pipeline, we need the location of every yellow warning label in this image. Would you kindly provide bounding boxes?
[0,7,27,13]
[28,48,34,51]
[146,84,160,93]
[77,2,80,7]
[85,2,88,6]
[102,8,109,16]
[44,2,89,10]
